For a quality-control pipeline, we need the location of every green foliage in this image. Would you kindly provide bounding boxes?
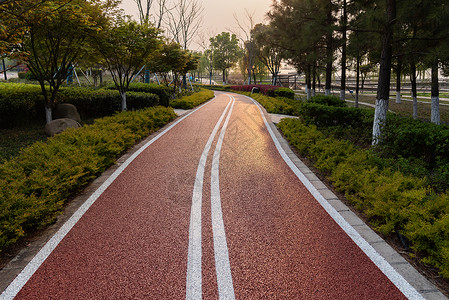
[210,32,241,81]
[299,102,374,128]
[170,89,214,109]
[94,19,162,111]
[278,118,449,279]
[18,71,37,81]
[0,83,160,127]
[377,117,449,192]
[268,87,295,99]
[106,82,171,107]
[0,83,46,127]
[308,95,346,107]
[0,106,176,252]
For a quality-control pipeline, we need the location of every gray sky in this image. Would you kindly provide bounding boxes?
[119,0,273,49]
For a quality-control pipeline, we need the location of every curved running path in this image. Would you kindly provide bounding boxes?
[1,92,426,299]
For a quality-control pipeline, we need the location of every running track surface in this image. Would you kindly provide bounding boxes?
[2,92,418,299]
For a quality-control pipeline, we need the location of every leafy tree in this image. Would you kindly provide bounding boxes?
[209,32,241,84]
[95,18,162,111]
[252,23,283,85]
[11,0,108,123]
[148,40,198,92]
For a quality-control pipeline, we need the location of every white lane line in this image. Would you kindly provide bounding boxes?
[243,94,425,300]
[186,96,232,300]
[211,95,236,300]
[0,97,217,300]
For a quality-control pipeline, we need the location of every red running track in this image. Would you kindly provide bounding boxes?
[4,92,415,299]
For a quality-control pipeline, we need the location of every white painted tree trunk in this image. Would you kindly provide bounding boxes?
[307,87,311,100]
[340,90,345,101]
[412,96,418,119]
[325,89,331,96]
[431,96,440,125]
[121,91,127,111]
[312,89,316,97]
[355,92,359,108]
[395,93,401,104]
[45,106,52,124]
[372,98,389,145]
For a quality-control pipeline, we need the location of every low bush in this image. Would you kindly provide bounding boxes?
[269,87,295,99]
[170,89,214,109]
[58,88,159,119]
[230,84,294,99]
[299,102,374,128]
[0,83,160,127]
[308,94,346,107]
[104,82,171,106]
[195,84,232,92]
[0,83,45,127]
[278,118,449,279]
[0,106,177,252]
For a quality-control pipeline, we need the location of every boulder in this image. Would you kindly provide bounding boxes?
[55,103,81,123]
[44,118,81,137]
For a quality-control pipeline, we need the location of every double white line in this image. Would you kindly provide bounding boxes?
[186,95,236,300]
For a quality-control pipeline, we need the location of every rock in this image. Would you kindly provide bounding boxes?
[55,103,81,123]
[44,118,81,137]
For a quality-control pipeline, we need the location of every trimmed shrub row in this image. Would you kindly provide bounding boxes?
[169,89,214,109]
[0,83,161,127]
[230,85,295,99]
[277,118,449,278]
[104,82,171,107]
[58,88,159,119]
[0,106,177,252]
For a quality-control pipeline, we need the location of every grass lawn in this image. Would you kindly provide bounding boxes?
[0,124,47,162]
[355,94,449,123]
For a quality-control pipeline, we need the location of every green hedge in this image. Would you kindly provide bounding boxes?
[307,94,346,107]
[0,106,177,252]
[278,118,449,278]
[268,87,295,99]
[377,118,449,192]
[58,88,159,119]
[0,83,45,127]
[104,82,171,107]
[0,83,160,127]
[170,89,214,109]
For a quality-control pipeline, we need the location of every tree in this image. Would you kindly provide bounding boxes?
[210,32,241,84]
[134,0,167,28]
[252,23,283,86]
[148,41,198,92]
[371,0,396,144]
[13,0,108,123]
[231,9,258,85]
[95,18,162,111]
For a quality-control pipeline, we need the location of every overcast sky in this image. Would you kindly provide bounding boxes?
[119,0,273,49]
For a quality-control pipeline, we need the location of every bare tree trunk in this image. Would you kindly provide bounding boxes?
[2,58,7,80]
[410,61,418,119]
[340,0,347,101]
[355,54,360,108]
[372,0,396,145]
[121,91,127,111]
[325,3,333,96]
[431,60,440,124]
[395,58,402,104]
[306,65,312,100]
[312,63,316,97]
[45,106,52,124]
